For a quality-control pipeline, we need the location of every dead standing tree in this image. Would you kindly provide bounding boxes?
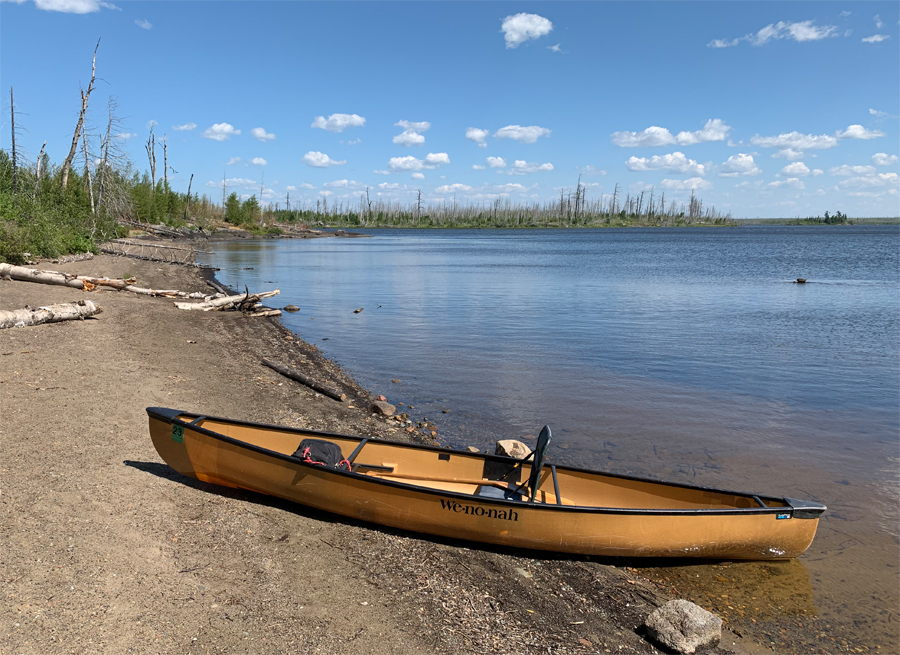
[9,87,18,194]
[145,127,157,192]
[60,39,100,190]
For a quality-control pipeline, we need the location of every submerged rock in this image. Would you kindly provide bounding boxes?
[283,304,300,312]
[644,599,722,654]
[495,440,531,459]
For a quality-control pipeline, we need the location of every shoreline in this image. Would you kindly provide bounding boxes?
[1,251,766,654]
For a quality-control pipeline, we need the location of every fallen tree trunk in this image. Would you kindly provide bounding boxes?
[174,289,279,311]
[0,263,211,298]
[0,300,101,329]
[261,358,346,402]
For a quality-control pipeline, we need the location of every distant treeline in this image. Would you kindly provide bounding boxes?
[738,213,899,226]
[269,183,736,229]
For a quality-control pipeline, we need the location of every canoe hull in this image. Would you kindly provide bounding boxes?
[148,409,821,560]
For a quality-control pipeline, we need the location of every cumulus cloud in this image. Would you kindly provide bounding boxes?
[205,177,258,190]
[509,160,553,175]
[862,34,889,43]
[494,125,551,144]
[172,122,196,131]
[251,127,275,142]
[388,153,450,171]
[767,178,805,189]
[411,172,425,180]
[203,123,240,141]
[311,113,366,133]
[226,157,241,165]
[486,156,507,168]
[303,151,347,168]
[836,124,885,139]
[251,157,267,166]
[771,148,805,160]
[135,18,151,29]
[10,0,119,14]
[472,165,486,170]
[435,183,474,194]
[501,12,553,49]
[612,119,730,147]
[146,120,158,130]
[466,127,490,147]
[779,162,810,176]
[719,153,761,177]
[750,131,838,150]
[323,179,365,189]
[872,153,898,166]
[830,164,877,176]
[660,177,713,190]
[836,173,899,189]
[115,132,137,141]
[393,120,430,147]
[625,152,706,175]
[708,20,839,48]
[581,165,606,175]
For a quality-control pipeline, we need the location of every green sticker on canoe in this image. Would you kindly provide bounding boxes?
[172,424,184,443]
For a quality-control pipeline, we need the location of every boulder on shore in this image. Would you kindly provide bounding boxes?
[644,599,722,654]
[369,401,396,417]
[495,440,531,459]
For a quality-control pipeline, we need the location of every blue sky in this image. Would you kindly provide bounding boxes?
[1,1,898,218]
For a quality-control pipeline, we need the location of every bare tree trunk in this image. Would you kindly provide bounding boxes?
[33,141,46,199]
[61,39,99,190]
[183,173,193,221]
[145,127,156,192]
[10,87,17,194]
[81,124,95,214]
[0,300,102,329]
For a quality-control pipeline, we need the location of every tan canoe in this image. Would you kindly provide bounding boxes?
[147,407,825,560]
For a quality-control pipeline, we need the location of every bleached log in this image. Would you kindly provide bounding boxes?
[174,289,279,311]
[0,300,101,329]
[0,263,211,298]
[50,252,95,264]
[261,358,345,402]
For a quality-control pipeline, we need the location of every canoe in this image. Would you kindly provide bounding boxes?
[147,407,825,560]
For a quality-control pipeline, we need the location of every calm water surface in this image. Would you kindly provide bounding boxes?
[205,226,899,651]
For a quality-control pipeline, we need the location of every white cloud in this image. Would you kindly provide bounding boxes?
[205,177,258,190]
[493,183,530,194]
[709,20,840,48]
[660,177,713,190]
[435,183,474,194]
[869,108,891,118]
[675,119,731,145]
[719,153,761,177]
[303,151,347,168]
[226,157,241,165]
[812,169,824,176]
[472,165,486,170]
[411,172,425,180]
[772,148,805,160]
[251,157,267,166]
[13,0,119,14]
[837,173,899,189]
[750,131,838,150]
[767,178,805,189]
[501,12,553,49]
[373,170,391,175]
[299,182,316,189]
[873,153,898,166]
[319,190,333,197]
[146,119,158,130]
[837,124,885,139]
[466,127,490,147]
[251,127,275,142]
[378,183,403,190]
[612,119,730,147]
[114,132,137,141]
[323,179,364,189]
[581,165,606,175]
[548,44,562,53]
[135,18,151,29]
[203,123,240,141]
[862,34,889,43]
[311,113,366,133]
[486,156,507,168]
[388,153,450,171]
[494,125,551,144]
[172,122,196,131]
[509,160,553,175]
[830,164,877,176]
[393,120,430,147]
[344,138,362,145]
[285,185,297,192]
[779,162,810,176]
[625,152,706,175]
[874,14,884,29]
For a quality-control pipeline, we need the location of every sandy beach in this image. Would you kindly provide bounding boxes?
[0,251,768,655]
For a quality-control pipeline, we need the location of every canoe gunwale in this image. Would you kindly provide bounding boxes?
[146,407,826,519]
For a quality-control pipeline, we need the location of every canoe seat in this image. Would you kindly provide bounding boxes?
[475,485,523,502]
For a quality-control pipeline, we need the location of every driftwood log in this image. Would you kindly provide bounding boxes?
[261,358,346,402]
[174,289,279,312]
[0,300,101,329]
[0,263,208,298]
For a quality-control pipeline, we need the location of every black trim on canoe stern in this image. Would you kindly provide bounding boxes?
[148,407,183,423]
[785,498,827,519]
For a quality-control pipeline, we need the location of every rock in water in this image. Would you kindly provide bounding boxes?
[369,401,396,417]
[495,439,531,459]
[644,600,722,654]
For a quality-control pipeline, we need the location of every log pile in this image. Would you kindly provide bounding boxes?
[174,288,280,315]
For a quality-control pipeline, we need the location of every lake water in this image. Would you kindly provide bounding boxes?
[204,226,899,651]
